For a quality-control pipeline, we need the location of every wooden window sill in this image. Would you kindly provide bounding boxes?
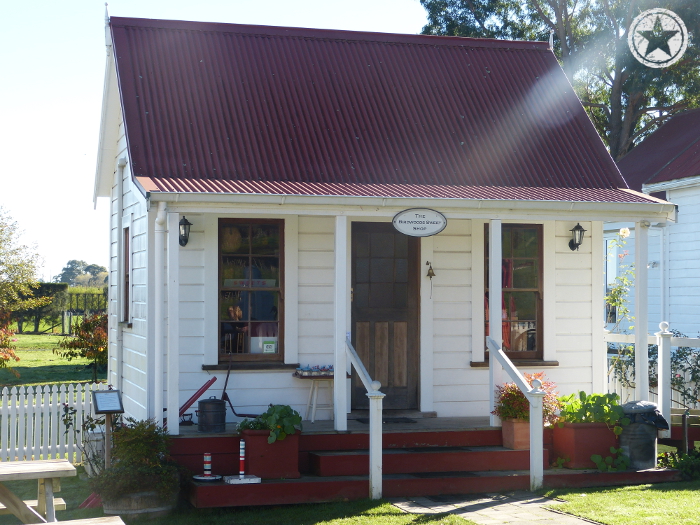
[470,360,559,368]
[202,362,300,372]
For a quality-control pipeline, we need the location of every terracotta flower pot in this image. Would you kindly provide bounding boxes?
[240,429,300,479]
[502,418,530,450]
[552,422,618,469]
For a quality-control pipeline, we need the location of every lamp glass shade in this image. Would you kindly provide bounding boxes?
[179,216,192,246]
[569,223,586,251]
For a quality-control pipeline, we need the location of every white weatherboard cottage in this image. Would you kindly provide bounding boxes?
[94,16,676,436]
[611,110,700,340]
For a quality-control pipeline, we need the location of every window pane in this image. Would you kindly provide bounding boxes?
[371,233,394,257]
[509,321,537,351]
[221,291,247,321]
[250,258,279,287]
[222,257,249,287]
[512,260,538,289]
[510,291,537,320]
[250,322,279,354]
[221,225,249,254]
[355,258,370,283]
[370,258,394,283]
[512,228,538,257]
[221,322,249,353]
[501,228,512,258]
[251,225,280,255]
[250,291,279,321]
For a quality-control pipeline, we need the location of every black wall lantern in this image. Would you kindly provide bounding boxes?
[179,216,192,246]
[568,223,586,251]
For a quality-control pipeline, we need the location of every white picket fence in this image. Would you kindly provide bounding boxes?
[0,383,108,463]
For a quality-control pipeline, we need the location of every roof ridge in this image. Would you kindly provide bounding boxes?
[110,16,550,52]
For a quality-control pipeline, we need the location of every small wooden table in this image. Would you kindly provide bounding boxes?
[0,459,76,523]
[293,373,335,422]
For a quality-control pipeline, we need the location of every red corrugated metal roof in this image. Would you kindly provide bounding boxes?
[618,109,700,191]
[136,176,655,203]
[111,17,629,199]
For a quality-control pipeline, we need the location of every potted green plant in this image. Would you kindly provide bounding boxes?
[90,418,183,519]
[553,391,630,468]
[238,404,303,479]
[492,372,560,450]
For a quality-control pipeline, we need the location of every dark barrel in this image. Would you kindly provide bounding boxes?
[197,398,226,433]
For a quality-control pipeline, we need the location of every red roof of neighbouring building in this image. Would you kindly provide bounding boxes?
[111,17,642,202]
[618,109,700,192]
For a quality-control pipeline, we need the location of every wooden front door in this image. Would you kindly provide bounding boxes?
[351,222,420,410]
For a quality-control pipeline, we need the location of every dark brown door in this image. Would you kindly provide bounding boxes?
[351,222,420,410]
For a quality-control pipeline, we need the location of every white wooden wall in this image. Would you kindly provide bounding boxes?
[108,113,149,420]
[110,205,607,421]
[666,186,700,337]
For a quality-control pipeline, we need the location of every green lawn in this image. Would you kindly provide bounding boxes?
[543,480,700,525]
[0,333,105,388]
[10,333,64,351]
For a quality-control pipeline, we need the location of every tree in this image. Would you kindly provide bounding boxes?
[84,264,107,277]
[420,0,700,159]
[0,207,49,373]
[54,261,108,287]
[54,313,108,383]
[53,260,87,286]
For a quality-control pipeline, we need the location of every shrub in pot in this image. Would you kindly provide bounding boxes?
[238,404,303,479]
[491,372,560,450]
[553,391,630,469]
[90,418,184,519]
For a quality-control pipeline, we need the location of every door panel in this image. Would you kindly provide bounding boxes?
[351,222,419,410]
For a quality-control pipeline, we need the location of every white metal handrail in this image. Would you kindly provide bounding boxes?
[487,336,545,490]
[345,338,384,499]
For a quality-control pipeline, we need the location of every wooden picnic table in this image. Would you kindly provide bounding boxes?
[0,459,76,524]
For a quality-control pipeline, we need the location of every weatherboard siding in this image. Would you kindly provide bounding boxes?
[431,220,473,417]
[107,115,149,420]
[667,186,700,336]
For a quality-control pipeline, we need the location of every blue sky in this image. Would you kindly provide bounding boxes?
[0,0,427,281]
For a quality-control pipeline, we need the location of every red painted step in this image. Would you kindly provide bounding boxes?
[188,468,681,508]
[309,446,549,476]
[299,429,504,452]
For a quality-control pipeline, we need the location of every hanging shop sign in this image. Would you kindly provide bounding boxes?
[392,208,447,237]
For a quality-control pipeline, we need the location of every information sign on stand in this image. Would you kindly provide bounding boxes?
[91,390,124,470]
[92,390,125,414]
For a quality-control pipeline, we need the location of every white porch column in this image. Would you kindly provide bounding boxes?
[166,213,180,435]
[153,202,167,426]
[334,215,348,431]
[488,219,503,427]
[635,220,650,401]
[367,382,385,499]
[656,322,672,439]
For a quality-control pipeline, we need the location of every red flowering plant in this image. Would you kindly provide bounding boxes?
[54,313,107,383]
[491,372,560,426]
[0,312,20,377]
